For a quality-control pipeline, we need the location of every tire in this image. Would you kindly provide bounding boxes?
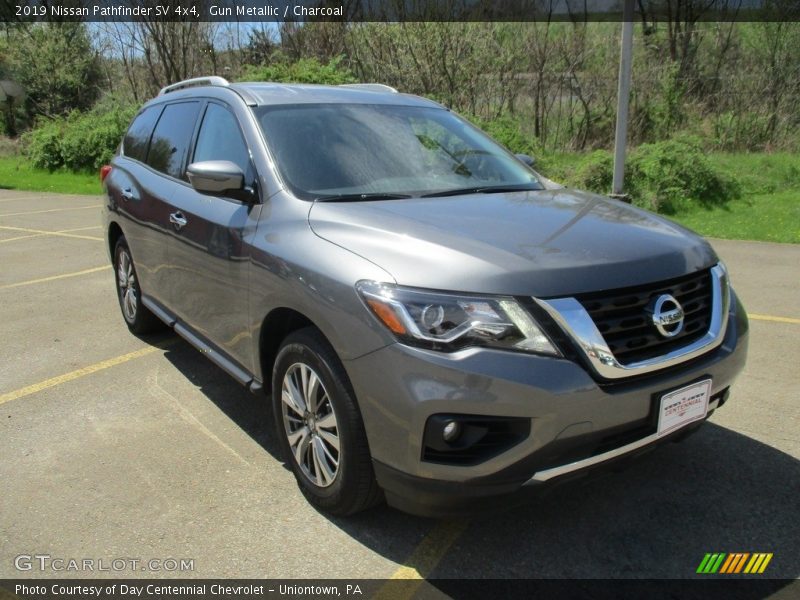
[272,327,382,515]
[113,236,165,335]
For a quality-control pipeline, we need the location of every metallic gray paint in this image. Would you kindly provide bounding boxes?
[103,81,748,514]
[308,189,718,297]
[348,300,747,481]
[105,160,174,303]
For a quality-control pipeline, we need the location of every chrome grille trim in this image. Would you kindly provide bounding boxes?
[536,264,730,380]
[577,270,712,362]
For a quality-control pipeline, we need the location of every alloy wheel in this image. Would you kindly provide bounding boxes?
[117,249,138,322]
[281,362,341,487]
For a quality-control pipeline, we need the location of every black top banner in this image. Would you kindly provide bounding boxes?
[2,0,800,22]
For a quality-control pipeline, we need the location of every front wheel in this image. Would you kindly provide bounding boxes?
[272,328,382,515]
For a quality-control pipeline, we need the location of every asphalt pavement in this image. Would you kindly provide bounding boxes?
[0,190,797,590]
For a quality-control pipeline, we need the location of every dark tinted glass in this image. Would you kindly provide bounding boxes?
[123,105,161,162]
[146,102,201,179]
[192,103,251,176]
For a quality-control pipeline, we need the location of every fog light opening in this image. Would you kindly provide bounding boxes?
[443,420,461,443]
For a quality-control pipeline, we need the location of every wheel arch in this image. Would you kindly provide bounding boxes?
[258,307,328,388]
[107,221,124,263]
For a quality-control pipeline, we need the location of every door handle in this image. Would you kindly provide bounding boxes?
[121,188,134,201]
[169,212,188,230]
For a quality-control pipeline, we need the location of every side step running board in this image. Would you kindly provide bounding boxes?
[142,295,260,392]
[173,323,253,387]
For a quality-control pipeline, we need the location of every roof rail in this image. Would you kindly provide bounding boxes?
[159,76,230,96]
[339,83,398,94]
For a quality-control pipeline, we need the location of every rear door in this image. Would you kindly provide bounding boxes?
[164,100,261,373]
[109,104,169,303]
[129,100,202,314]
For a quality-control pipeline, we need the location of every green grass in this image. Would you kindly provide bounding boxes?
[538,151,799,244]
[671,189,800,244]
[670,153,800,244]
[0,155,100,195]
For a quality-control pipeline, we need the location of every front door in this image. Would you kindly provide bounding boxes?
[165,101,260,373]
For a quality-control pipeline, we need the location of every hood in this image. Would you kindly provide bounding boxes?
[308,189,718,297]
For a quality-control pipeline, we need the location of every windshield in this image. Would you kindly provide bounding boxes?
[255,103,543,200]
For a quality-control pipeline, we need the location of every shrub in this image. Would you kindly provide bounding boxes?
[24,101,136,172]
[566,150,615,194]
[628,136,740,214]
[711,112,773,151]
[467,114,542,159]
[239,55,356,85]
[60,105,136,171]
[543,137,740,214]
[24,120,64,171]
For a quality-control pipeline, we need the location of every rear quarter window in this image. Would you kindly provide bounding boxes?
[146,101,201,179]
[123,105,162,162]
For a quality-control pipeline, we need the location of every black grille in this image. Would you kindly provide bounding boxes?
[576,269,713,365]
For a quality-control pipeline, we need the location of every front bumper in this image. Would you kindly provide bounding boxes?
[344,293,749,517]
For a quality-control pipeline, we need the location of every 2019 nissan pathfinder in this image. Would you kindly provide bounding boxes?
[102,77,748,517]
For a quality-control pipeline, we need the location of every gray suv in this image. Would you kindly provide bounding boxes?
[102,77,748,517]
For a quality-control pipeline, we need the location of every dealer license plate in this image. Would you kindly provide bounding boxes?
[657,379,712,437]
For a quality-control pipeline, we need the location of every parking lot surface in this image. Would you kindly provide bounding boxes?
[1,190,798,587]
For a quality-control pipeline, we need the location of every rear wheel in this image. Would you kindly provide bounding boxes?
[272,328,382,515]
[113,237,164,335]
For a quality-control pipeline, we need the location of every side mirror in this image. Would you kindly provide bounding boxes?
[515,154,535,167]
[187,160,244,194]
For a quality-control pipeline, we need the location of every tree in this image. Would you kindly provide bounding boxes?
[245,27,278,66]
[98,19,224,101]
[7,23,101,119]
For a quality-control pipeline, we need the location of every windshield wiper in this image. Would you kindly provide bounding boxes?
[315,192,413,202]
[421,185,542,198]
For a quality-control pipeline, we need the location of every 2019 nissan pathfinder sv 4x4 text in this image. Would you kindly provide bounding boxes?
[101,77,748,517]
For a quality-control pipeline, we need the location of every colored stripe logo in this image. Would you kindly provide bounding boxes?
[697,553,773,574]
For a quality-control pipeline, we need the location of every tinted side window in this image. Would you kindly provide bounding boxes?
[192,103,252,176]
[146,102,201,179]
[123,105,161,162]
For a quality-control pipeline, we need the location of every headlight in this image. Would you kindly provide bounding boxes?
[356,281,560,356]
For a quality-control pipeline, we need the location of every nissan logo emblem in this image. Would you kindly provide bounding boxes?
[647,294,685,338]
